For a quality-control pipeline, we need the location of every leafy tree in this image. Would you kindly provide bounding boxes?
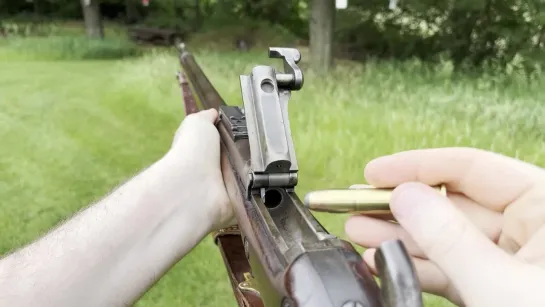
[2,0,545,75]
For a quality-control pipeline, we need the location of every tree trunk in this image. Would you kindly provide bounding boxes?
[81,0,104,39]
[34,0,46,16]
[125,0,140,24]
[194,0,202,31]
[309,0,335,72]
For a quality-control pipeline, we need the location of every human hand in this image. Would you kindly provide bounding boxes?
[344,147,545,306]
[0,109,236,307]
[168,109,234,230]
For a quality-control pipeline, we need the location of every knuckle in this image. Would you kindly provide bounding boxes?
[182,113,201,124]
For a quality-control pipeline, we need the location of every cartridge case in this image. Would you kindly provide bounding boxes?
[304,184,446,214]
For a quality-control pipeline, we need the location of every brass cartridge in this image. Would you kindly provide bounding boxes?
[304,184,446,214]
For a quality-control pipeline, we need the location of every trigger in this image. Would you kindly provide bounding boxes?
[375,240,423,307]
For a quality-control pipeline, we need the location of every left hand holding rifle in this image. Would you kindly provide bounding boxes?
[0,109,234,307]
[170,108,234,229]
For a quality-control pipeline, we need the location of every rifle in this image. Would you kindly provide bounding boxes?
[176,45,423,307]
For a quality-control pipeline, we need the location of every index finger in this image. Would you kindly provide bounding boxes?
[364,147,545,212]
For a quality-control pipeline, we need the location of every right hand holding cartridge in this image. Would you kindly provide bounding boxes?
[344,147,545,307]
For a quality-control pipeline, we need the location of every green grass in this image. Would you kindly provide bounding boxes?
[2,36,545,307]
[0,36,142,61]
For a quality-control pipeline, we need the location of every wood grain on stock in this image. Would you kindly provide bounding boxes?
[214,173,266,307]
[178,72,200,115]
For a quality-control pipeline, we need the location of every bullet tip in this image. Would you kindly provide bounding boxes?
[303,193,311,208]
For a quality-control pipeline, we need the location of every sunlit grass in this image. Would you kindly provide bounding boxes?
[0,35,142,61]
[2,41,545,306]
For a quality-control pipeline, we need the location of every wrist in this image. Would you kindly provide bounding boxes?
[158,148,220,233]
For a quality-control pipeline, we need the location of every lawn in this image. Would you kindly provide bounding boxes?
[1,34,545,307]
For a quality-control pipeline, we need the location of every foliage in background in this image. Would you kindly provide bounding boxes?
[2,0,545,76]
[335,0,545,77]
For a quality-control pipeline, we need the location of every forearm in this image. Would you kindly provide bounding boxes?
[0,149,217,307]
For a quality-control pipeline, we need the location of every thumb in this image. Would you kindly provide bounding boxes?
[390,182,517,304]
[195,108,219,124]
[183,108,218,125]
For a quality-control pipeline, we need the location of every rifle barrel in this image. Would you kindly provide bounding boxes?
[179,50,226,110]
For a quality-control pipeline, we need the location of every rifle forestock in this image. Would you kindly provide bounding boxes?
[177,46,423,307]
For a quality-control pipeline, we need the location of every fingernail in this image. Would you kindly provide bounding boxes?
[200,108,218,123]
[363,158,381,174]
[365,155,395,169]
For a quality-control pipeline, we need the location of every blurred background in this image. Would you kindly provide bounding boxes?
[1,0,545,306]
